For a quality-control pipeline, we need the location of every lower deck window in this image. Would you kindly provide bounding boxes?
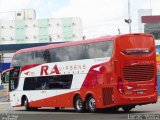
[23,74,73,90]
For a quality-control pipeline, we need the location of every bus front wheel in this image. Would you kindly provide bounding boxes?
[74,95,85,112]
[24,98,31,111]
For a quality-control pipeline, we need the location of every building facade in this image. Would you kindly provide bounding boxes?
[0,9,83,44]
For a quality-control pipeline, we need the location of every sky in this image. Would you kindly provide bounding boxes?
[0,0,160,38]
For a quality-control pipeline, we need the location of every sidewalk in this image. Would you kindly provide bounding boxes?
[0,86,9,102]
[0,84,8,97]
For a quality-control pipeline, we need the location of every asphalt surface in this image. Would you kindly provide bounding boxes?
[0,86,160,120]
[0,101,160,120]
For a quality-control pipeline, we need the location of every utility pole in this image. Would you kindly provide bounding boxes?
[128,0,131,33]
[149,0,152,9]
[124,0,132,33]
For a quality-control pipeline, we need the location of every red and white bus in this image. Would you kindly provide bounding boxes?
[8,33,158,112]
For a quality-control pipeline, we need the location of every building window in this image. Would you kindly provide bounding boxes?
[144,23,160,39]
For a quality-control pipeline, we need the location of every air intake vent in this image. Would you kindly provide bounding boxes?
[123,65,154,82]
[102,87,114,106]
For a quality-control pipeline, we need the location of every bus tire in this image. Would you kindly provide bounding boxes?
[74,95,85,112]
[122,105,134,112]
[32,107,38,111]
[55,107,60,111]
[87,96,97,113]
[24,98,31,111]
[105,106,120,112]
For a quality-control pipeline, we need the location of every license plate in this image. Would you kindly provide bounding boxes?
[137,91,144,94]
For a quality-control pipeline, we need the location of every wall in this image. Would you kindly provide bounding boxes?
[0,17,83,44]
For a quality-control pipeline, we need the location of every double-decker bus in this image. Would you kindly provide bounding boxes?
[8,33,158,112]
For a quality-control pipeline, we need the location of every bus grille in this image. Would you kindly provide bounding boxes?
[102,87,114,106]
[123,65,154,82]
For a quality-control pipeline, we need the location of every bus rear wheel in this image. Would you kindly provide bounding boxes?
[55,107,60,111]
[87,96,97,113]
[122,105,134,112]
[105,106,120,112]
[74,95,85,112]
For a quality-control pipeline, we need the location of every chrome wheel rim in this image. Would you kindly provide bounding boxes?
[24,100,27,108]
[24,100,27,106]
[89,98,96,111]
[76,99,82,110]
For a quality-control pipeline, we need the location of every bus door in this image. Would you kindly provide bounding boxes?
[9,67,20,91]
[8,66,21,105]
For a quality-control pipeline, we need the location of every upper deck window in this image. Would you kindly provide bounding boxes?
[95,41,113,58]
[11,54,21,66]
[11,40,114,67]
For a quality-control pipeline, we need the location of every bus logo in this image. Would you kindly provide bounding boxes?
[40,65,60,75]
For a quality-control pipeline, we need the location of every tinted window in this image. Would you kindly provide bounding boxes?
[50,46,78,62]
[58,47,70,61]
[34,50,45,64]
[50,48,61,62]
[21,52,34,66]
[95,41,113,58]
[34,50,51,64]
[11,54,21,66]
[23,74,73,90]
[43,49,51,63]
[12,40,113,66]
[67,46,78,60]
[78,43,94,59]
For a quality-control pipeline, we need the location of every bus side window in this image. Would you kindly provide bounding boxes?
[58,47,69,61]
[78,43,94,60]
[67,46,78,60]
[35,51,45,64]
[50,49,61,62]
[11,54,21,66]
[95,41,113,58]
[88,43,95,58]
[43,49,51,63]
[21,52,34,66]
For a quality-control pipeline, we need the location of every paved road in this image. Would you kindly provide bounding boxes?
[0,101,160,120]
[0,95,8,102]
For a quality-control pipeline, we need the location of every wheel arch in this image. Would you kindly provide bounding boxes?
[85,92,95,101]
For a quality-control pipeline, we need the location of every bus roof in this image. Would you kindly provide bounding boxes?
[15,35,116,54]
[14,33,153,55]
